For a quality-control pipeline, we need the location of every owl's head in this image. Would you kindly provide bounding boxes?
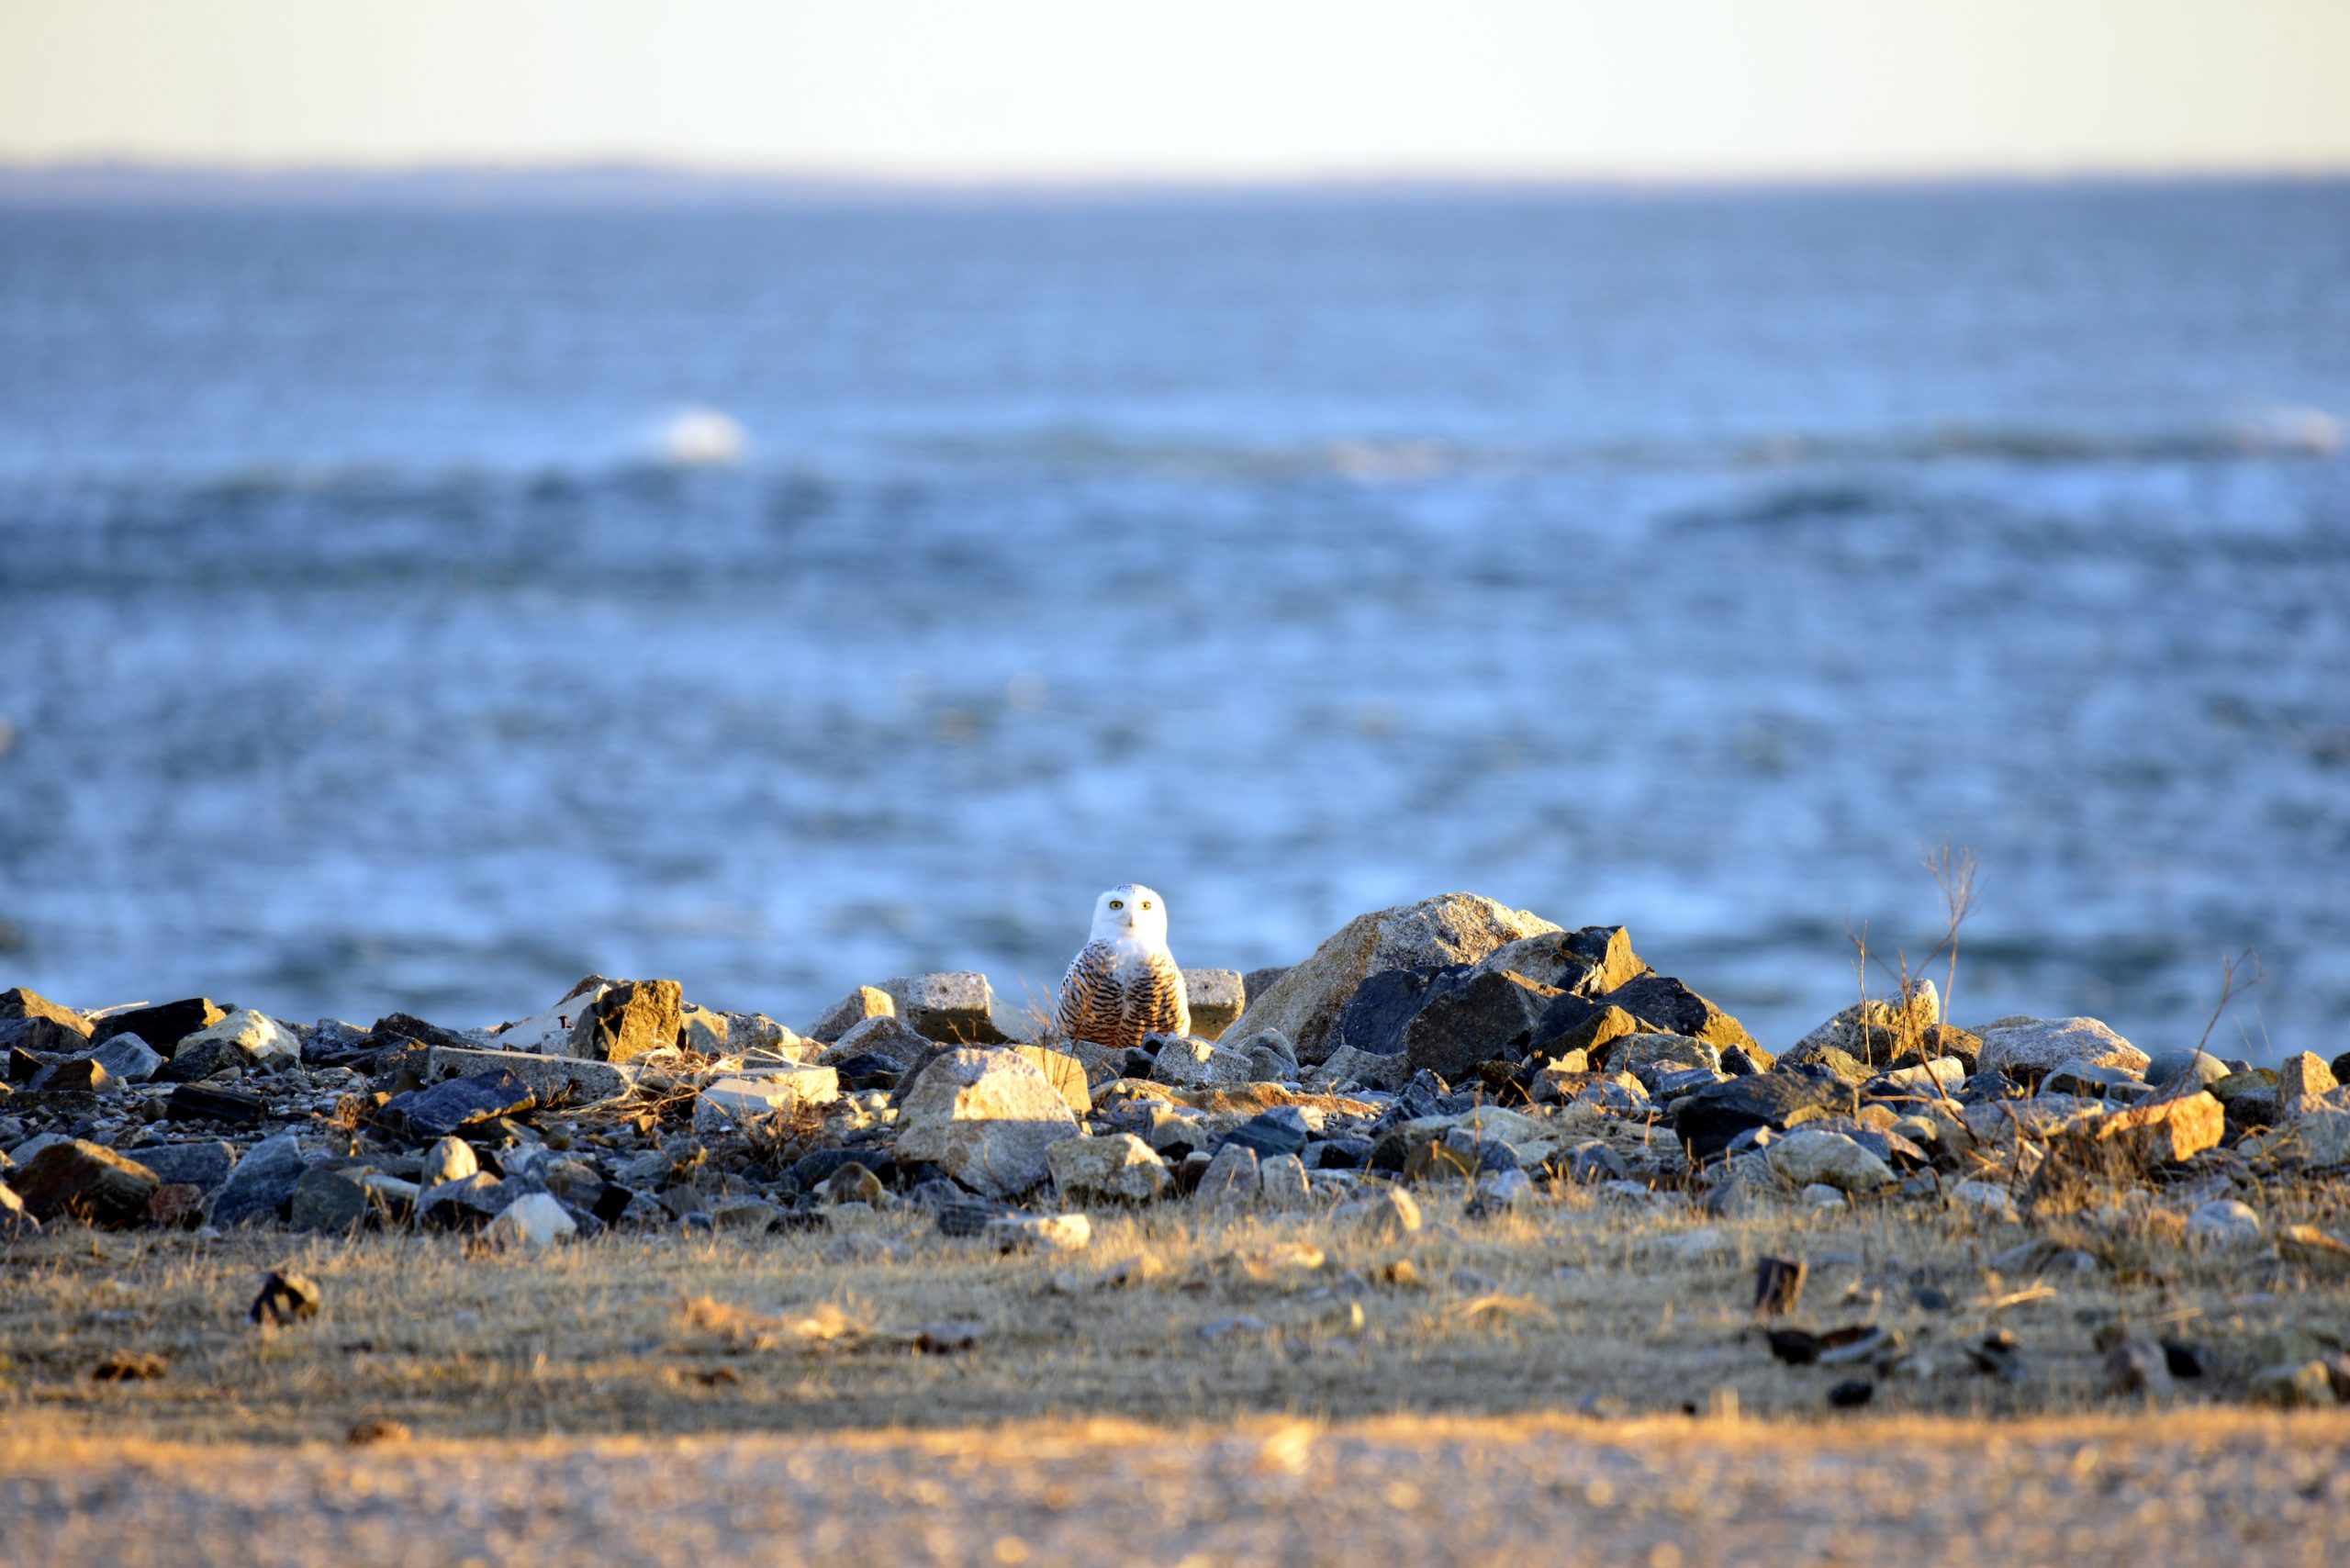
[1090,882,1171,946]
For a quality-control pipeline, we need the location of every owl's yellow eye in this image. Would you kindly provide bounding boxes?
[1141,901,1153,910]
[1108,900,1124,910]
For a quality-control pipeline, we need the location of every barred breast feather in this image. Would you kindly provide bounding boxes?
[1057,941,1190,1051]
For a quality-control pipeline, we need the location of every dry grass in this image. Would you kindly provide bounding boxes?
[4,1406,2349,1566]
[5,1182,2348,1445]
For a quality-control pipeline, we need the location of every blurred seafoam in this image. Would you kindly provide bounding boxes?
[1,180,2345,1056]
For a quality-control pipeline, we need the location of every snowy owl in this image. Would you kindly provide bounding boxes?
[1056,883,1191,1050]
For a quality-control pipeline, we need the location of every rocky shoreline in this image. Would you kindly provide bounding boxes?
[6,890,2349,1403]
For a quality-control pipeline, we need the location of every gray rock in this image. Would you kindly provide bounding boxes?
[1472,924,1646,995]
[417,1170,510,1230]
[806,985,895,1044]
[1220,1107,1311,1160]
[1231,1028,1297,1081]
[1403,969,1560,1081]
[28,1057,109,1093]
[694,1068,840,1135]
[288,1163,378,1233]
[382,1068,536,1141]
[2294,1105,2350,1167]
[1217,892,1562,1065]
[1181,969,1248,1040]
[892,1047,1081,1198]
[91,998,224,1052]
[90,1034,162,1084]
[10,1140,158,1228]
[2042,1058,2143,1097]
[1975,1016,2150,1082]
[487,1192,576,1249]
[0,987,92,1036]
[1195,1142,1260,1205]
[210,1132,317,1227]
[1611,1032,1722,1080]
[169,1008,301,1075]
[2144,1047,2231,1090]
[1309,1043,1411,1092]
[1764,1128,1897,1193]
[1595,973,1759,1053]
[826,1014,936,1070]
[2278,1052,2340,1118]
[1672,1071,1852,1164]
[1146,1034,1253,1089]
[1259,1152,1312,1209]
[1788,983,1941,1067]
[123,1139,238,1193]
[882,972,1007,1044]
[2186,1198,2263,1248]
[986,1211,1091,1253]
[421,1135,479,1188]
[1047,1132,1169,1204]
[424,1045,635,1105]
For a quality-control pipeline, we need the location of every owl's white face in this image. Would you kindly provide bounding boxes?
[1090,883,1171,946]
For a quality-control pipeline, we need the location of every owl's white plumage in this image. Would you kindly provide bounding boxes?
[1056,882,1190,1051]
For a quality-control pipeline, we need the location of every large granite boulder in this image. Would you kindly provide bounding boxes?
[893,1047,1081,1198]
[1219,893,1561,1065]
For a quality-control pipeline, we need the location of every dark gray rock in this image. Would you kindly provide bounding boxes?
[366,1012,478,1054]
[90,1034,163,1084]
[288,1164,378,1233]
[1402,969,1559,1081]
[0,987,91,1036]
[11,1139,157,1228]
[1596,974,1759,1051]
[124,1139,239,1193]
[1219,1107,1311,1160]
[1338,965,1470,1058]
[92,999,225,1052]
[1528,995,1643,1058]
[1,1015,90,1056]
[382,1068,536,1141]
[155,1035,246,1083]
[1672,1070,1853,1164]
[209,1132,316,1227]
[28,1057,108,1093]
[417,1170,512,1231]
[166,1083,263,1126]
[302,1019,376,1068]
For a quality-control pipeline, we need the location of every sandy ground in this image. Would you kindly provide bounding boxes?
[4,1411,2348,1567]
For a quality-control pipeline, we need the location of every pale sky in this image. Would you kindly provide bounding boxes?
[4,0,2348,180]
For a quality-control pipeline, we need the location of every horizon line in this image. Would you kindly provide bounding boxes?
[4,155,2349,207]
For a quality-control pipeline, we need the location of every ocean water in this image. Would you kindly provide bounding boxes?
[1,180,2345,1057]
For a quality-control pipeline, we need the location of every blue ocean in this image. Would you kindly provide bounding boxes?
[2,179,2345,1055]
